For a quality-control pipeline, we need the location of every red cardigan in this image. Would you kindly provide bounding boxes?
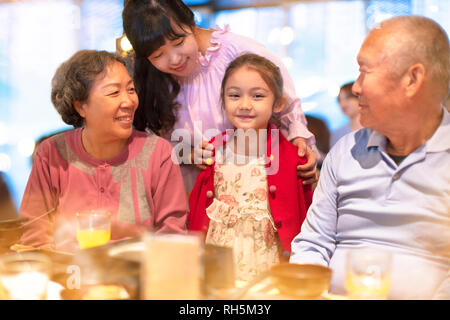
[188,126,313,252]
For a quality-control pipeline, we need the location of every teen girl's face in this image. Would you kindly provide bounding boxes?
[147,23,199,78]
[223,66,278,132]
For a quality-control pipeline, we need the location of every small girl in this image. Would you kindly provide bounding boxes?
[188,54,313,281]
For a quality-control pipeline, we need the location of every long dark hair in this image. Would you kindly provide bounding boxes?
[123,0,195,135]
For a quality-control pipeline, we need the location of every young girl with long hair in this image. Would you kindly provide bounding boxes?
[122,0,318,192]
[188,54,313,281]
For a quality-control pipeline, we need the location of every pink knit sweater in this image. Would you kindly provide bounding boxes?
[20,128,188,252]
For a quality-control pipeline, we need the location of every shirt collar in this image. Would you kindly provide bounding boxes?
[366,130,386,151]
[427,107,450,152]
[366,108,450,153]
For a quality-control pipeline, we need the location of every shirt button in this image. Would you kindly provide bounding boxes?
[100,187,105,193]
[269,185,277,193]
[206,191,213,198]
[393,173,400,181]
[275,221,282,228]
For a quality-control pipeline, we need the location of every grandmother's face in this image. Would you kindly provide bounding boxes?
[80,61,138,141]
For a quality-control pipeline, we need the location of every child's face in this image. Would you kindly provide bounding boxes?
[224,66,277,132]
[147,23,199,78]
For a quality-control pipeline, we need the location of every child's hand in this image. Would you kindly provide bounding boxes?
[291,137,318,185]
[191,140,214,170]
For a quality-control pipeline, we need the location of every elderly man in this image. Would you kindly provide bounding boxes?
[290,15,450,300]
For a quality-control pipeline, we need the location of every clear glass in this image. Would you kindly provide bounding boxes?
[0,252,51,300]
[76,210,111,249]
[345,248,392,300]
[141,232,203,300]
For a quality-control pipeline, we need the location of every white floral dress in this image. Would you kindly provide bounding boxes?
[205,146,281,282]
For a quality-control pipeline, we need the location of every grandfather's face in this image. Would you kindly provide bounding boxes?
[352,30,405,133]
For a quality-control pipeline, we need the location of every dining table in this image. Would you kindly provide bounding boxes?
[1,239,347,300]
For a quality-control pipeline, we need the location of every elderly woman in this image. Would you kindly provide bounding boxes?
[20,50,188,252]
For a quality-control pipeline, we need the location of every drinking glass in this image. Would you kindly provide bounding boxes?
[76,210,111,249]
[0,252,51,300]
[141,232,203,299]
[345,248,392,300]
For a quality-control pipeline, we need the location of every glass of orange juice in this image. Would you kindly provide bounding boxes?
[345,248,392,300]
[76,210,111,249]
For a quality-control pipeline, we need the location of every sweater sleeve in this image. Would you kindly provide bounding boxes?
[19,144,58,249]
[187,167,214,232]
[295,155,313,228]
[151,140,188,234]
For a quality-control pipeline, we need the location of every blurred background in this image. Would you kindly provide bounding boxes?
[0,0,449,210]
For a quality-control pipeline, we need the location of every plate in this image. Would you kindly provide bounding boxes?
[47,281,64,300]
[107,241,144,262]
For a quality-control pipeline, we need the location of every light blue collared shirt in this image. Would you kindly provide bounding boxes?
[290,108,450,299]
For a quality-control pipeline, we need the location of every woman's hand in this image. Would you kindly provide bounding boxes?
[291,137,318,185]
[191,140,214,170]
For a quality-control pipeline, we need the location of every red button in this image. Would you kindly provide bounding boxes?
[100,187,105,193]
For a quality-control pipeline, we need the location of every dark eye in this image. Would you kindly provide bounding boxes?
[108,91,119,96]
[253,93,265,99]
[175,38,185,46]
[152,52,163,59]
[228,93,239,99]
[128,87,136,93]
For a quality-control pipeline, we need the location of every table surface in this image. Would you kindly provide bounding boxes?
[5,243,348,300]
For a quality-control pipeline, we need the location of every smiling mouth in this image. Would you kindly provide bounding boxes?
[358,103,367,109]
[236,115,256,121]
[115,116,133,122]
[173,60,188,73]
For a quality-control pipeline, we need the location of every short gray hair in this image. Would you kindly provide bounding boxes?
[375,16,450,100]
[51,50,126,128]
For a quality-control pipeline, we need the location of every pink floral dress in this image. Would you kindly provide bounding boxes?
[205,145,281,281]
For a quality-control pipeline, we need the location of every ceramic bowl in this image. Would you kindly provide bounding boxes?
[270,263,332,299]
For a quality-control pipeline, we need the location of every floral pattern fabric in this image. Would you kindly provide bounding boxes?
[205,150,281,282]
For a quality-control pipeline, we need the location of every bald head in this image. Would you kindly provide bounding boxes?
[367,16,450,101]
